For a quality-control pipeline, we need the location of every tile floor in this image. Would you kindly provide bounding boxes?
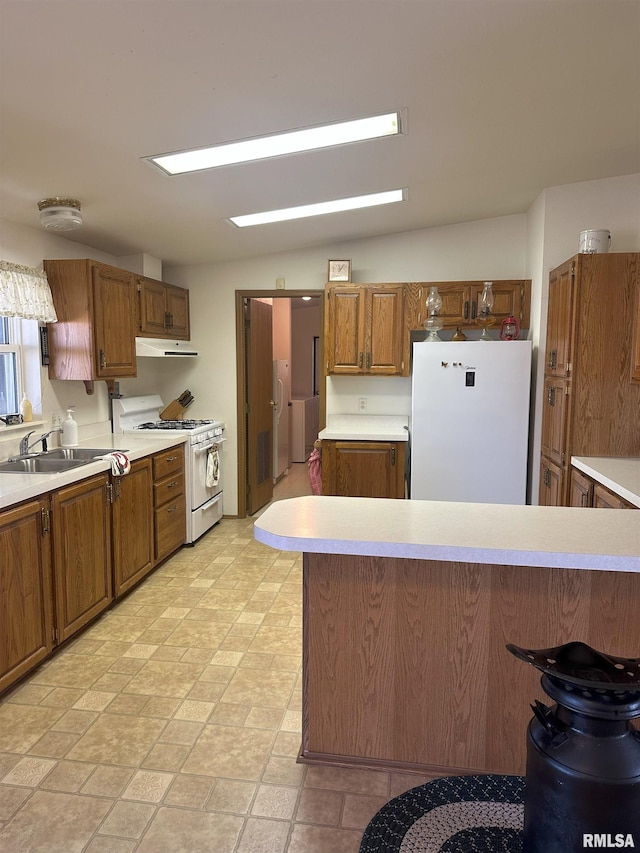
[0,464,430,853]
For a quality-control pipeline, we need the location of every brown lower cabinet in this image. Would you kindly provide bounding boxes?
[321,440,406,498]
[569,467,638,510]
[0,444,187,695]
[0,498,53,694]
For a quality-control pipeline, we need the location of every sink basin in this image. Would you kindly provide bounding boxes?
[0,457,89,474]
[44,447,126,461]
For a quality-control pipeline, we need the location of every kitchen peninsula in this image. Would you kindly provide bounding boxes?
[254,496,640,777]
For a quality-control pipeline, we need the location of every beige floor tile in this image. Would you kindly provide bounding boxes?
[142,742,191,772]
[136,806,243,853]
[180,647,214,664]
[295,787,343,825]
[97,799,156,838]
[209,703,250,727]
[122,770,174,803]
[163,775,214,809]
[90,673,132,693]
[287,823,362,853]
[105,694,149,716]
[122,660,206,698]
[0,790,112,853]
[341,792,389,829]
[30,654,114,690]
[39,760,95,793]
[66,714,166,767]
[388,771,433,798]
[28,731,82,758]
[122,644,159,659]
[174,699,214,722]
[220,669,296,710]
[51,709,100,734]
[248,626,302,656]
[271,731,302,758]
[240,652,274,669]
[237,816,290,853]
[206,779,256,814]
[149,645,186,662]
[251,784,299,820]
[0,704,64,753]
[304,765,390,797]
[157,719,203,746]
[106,657,147,675]
[80,766,134,798]
[5,684,53,706]
[0,785,32,821]
[245,707,284,730]
[186,681,226,702]
[279,710,302,733]
[36,686,85,709]
[73,690,117,712]
[84,837,136,853]
[182,725,273,780]
[262,756,306,787]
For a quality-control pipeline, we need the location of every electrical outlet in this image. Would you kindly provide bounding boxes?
[51,411,63,427]
[358,397,367,412]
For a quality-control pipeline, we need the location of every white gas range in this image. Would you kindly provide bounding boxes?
[112,395,225,544]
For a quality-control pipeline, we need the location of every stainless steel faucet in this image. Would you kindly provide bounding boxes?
[16,427,63,458]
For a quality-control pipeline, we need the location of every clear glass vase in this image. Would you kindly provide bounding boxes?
[476,282,495,341]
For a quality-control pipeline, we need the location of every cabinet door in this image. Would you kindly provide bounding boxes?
[593,483,634,509]
[540,377,570,465]
[92,264,137,377]
[539,456,564,507]
[367,287,404,374]
[325,287,366,373]
[631,277,640,383]
[469,281,530,328]
[138,277,169,337]
[545,260,575,378]
[0,499,53,694]
[322,440,405,498]
[154,494,186,563]
[165,285,190,339]
[570,469,593,508]
[112,459,154,596]
[52,474,113,643]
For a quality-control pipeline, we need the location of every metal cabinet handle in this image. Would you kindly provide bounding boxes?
[99,349,107,369]
[164,311,171,329]
[471,301,477,320]
[165,456,176,463]
[359,352,363,368]
[547,386,556,406]
[548,350,558,370]
[167,481,178,488]
[167,505,177,513]
[464,301,469,320]
[366,352,371,369]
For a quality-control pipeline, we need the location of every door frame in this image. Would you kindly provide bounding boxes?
[235,289,325,519]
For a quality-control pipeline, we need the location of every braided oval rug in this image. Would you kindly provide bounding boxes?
[360,775,525,853]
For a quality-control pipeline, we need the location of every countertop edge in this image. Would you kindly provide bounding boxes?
[571,456,640,507]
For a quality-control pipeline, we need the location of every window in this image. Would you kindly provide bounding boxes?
[0,316,21,416]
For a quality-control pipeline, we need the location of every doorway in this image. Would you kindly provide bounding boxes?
[235,289,324,518]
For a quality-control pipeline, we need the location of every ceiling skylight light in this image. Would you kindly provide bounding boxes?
[147,112,402,175]
[228,189,406,228]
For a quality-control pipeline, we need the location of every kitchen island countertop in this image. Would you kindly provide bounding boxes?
[254,495,640,573]
[0,432,187,511]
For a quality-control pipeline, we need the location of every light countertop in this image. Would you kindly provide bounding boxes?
[319,414,409,441]
[571,456,640,507]
[254,495,640,573]
[0,432,187,511]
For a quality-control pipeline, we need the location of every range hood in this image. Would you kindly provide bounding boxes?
[135,338,199,357]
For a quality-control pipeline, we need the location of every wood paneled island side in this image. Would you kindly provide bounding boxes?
[254,496,640,777]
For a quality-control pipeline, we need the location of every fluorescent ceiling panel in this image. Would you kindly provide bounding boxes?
[228,189,406,228]
[147,112,401,174]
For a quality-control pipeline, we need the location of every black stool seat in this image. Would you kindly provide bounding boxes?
[360,774,525,853]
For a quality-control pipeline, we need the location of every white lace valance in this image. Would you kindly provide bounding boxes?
[0,260,58,322]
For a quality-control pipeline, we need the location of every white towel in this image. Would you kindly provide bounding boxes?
[97,452,131,476]
[206,445,219,488]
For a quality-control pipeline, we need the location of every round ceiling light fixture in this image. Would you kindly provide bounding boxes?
[37,197,83,231]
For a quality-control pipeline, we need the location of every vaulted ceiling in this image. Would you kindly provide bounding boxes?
[1,0,638,266]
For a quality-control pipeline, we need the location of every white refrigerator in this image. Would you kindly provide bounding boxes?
[410,340,532,504]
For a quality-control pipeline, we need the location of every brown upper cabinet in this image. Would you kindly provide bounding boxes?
[45,259,138,385]
[325,284,406,375]
[631,274,640,383]
[137,276,190,340]
[405,280,530,331]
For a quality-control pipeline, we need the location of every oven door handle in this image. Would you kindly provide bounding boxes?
[194,437,226,454]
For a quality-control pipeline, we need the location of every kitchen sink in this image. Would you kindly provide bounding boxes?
[0,456,89,474]
[0,448,129,474]
[44,447,125,461]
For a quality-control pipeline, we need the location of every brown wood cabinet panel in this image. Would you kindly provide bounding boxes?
[321,440,405,498]
[112,458,154,597]
[631,277,640,383]
[0,499,53,694]
[325,285,405,375]
[593,483,635,509]
[569,468,594,508]
[539,456,564,507]
[137,276,190,340]
[152,445,186,563]
[545,259,575,378]
[540,376,570,466]
[52,473,113,643]
[406,281,530,331]
[44,259,137,382]
[303,552,640,776]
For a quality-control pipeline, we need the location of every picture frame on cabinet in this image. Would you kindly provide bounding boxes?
[328,259,351,282]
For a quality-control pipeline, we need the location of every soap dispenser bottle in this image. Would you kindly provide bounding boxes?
[61,408,78,447]
[20,393,33,422]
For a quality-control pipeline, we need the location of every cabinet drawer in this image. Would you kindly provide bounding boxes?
[152,446,184,480]
[154,494,186,562]
[154,472,185,508]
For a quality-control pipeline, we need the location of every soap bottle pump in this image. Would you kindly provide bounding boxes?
[61,408,78,447]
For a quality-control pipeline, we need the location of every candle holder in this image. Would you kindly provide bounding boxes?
[424,286,443,342]
[476,282,496,341]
